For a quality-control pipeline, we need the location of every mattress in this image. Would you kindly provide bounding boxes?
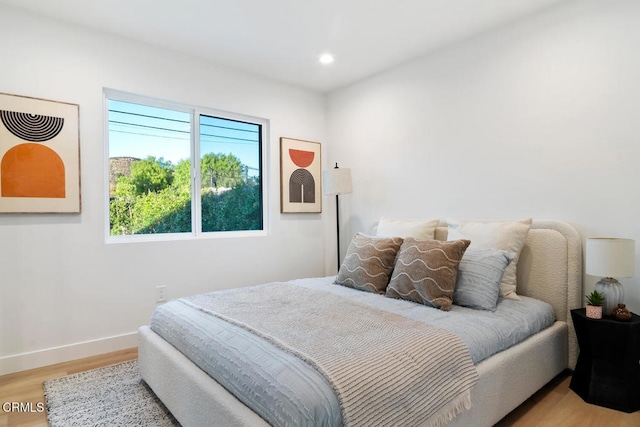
[150,276,555,427]
[291,277,556,364]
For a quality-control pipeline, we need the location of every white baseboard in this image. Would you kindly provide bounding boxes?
[0,331,138,376]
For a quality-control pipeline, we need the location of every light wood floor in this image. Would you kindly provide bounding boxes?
[1,348,638,426]
[0,348,138,427]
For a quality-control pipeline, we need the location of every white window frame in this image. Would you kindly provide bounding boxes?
[103,89,269,243]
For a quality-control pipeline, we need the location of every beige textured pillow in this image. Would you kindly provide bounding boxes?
[386,238,470,311]
[446,219,532,300]
[376,217,439,240]
[335,233,404,294]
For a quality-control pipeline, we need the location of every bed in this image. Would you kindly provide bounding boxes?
[138,219,582,426]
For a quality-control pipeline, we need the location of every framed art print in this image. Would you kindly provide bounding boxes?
[0,93,80,213]
[280,137,321,213]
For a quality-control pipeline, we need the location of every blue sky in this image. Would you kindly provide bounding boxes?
[108,100,260,176]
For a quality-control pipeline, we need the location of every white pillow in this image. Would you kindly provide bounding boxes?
[446,218,532,300]
[376,217,439,240]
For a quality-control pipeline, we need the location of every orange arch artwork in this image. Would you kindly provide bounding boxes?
[0,93,80,213]
[288,148,316,203]
[289,149,315,168]
[280,137,321,213]
[1,143,66,198]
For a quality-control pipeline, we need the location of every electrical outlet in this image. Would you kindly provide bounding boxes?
[156,285,167,303]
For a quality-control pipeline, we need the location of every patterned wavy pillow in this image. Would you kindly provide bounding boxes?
[386,238,470,311]
[335,233,404,294]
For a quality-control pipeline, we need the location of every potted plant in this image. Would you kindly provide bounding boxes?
[585,290,604,319]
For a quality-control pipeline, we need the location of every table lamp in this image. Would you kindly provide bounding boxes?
[585,238,635,316]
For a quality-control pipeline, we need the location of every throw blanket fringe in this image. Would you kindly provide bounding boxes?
[426,389,472,427]
[184,282,478,427]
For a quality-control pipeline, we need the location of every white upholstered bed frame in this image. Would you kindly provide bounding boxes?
[138,220,582,426]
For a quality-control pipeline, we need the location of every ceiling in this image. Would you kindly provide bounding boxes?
[0,0,567,92]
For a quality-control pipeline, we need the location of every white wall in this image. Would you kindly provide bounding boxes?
[327,0,640,312]
[4,0,640,375]
[0,6,327,374]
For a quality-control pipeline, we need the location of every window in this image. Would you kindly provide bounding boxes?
[105,90,267,241]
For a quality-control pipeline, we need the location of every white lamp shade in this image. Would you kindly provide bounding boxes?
[323,168,352,195]
[585,238,635,278]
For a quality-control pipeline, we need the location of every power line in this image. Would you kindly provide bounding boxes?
[109,121,259,144]
[109,128,259,146]
[109,109,189,125]
[200,121,259,134]
[109,120,189,134]
[109,129,190,141]
[201,132,258,144]
[109,109,259,134]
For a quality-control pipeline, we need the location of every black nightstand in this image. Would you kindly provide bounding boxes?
[569,308,640,413]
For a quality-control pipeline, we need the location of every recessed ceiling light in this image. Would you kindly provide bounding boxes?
[319,53,335,65]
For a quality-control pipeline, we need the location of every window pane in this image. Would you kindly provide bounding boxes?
[108,100,192,235]
[199,115,262,232]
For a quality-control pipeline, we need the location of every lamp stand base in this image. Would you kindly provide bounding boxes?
[595,277,624,317]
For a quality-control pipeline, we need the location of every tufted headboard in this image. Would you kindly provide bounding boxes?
[434,220,583,368]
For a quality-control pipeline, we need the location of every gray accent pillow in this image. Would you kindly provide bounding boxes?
[446,219,532,300]
[453,248,515,311]
[386,238,470,311]
[335,233,404,294]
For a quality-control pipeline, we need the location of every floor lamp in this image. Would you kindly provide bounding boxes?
[323,163,352,271]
